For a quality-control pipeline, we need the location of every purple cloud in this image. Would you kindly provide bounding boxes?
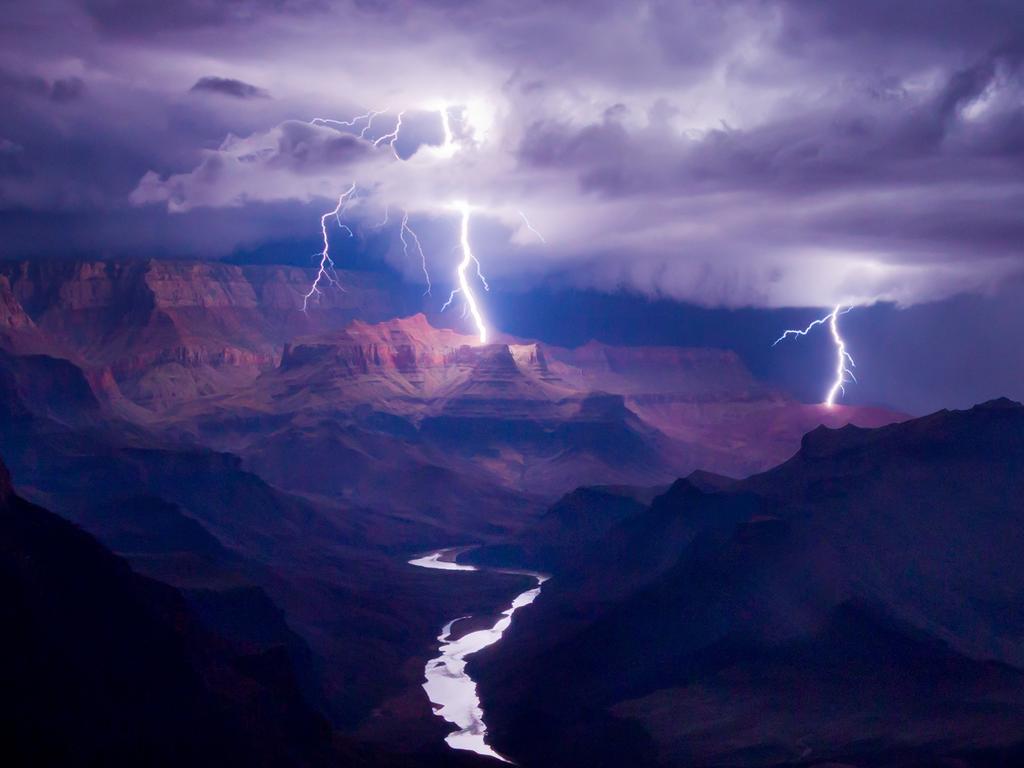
[0,0,1020,310]
[190,76,269,99]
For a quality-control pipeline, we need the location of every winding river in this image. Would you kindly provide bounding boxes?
[409,548,547,762]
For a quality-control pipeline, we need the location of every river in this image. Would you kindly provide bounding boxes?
[409,547,547,762]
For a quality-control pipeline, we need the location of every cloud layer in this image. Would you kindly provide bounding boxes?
[1,0,1022,308]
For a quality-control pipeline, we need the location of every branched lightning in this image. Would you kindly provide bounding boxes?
[400,210,432,295]
[773,305,856,407]
[441,202,488,343]
[518,210,546,243]
[358,109,387,138]
[302,182,356,311]
[311,108,383,133]
[373,111,406,158]
[302,104,507,344]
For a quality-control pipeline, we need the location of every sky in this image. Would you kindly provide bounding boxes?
[1,0,1022,412]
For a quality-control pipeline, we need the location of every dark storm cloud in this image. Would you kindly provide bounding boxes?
[0,70,86,104]
[131,121,374,210]
[774,0,1024,51]
[190,76,269,99]
[49,77,87,103]
[81,0,320,36]
[517,45,1024,195]
[267,121,370,171]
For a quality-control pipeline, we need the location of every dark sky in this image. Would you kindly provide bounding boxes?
[1,0,1022,413]
[483,279,1024,415]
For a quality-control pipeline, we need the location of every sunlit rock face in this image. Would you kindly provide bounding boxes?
[0,259,404,411]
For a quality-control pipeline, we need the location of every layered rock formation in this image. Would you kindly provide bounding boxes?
[0,259,406,411]
[148,311,902,503]
[0,258,905,501]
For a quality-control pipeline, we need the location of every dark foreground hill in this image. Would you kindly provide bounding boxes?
[473,399,1024,767]
[0,454,354,767]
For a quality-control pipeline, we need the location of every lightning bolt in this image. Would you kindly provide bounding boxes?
[302,182,356,312]
[773,304,856,407]
[433,105,456,158]
[300,105,507,341]
[373,111,406,158]
[518,210,546,243]
[358,109,387,139]
[440,108,453,146]
[441,201,488,343]
[311,108,382,132]
[400,210,432,295]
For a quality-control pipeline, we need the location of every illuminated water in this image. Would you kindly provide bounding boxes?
[409,547,547,762]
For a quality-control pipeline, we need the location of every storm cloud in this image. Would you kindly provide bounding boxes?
[0,0,1022,309]
[190,76,270,99]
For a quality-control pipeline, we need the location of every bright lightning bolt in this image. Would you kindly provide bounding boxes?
[311,108,381,131]
[301,103,514,339]
[442,201,488,344]
[773,305,856,407]
[400,210,432,295]
[359,109,387,138]
[302,182,356,312]
[434,105,456,158]
[518,211,546,243]
[373,111,406,158]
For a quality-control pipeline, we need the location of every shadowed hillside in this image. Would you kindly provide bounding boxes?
[473,399,1024,767]
[0,455,344,768]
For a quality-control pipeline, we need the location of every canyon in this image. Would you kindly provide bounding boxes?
[0,258,901,499]
[0,257,931,766]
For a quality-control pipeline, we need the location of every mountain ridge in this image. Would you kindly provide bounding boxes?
[0,453,349,768]
[473,398,1024,767]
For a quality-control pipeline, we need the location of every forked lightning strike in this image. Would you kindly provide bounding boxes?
[358,109,387,138]
[311,108,385,135]
[441,202,489,344]
[518,211,546,243]
[825,307,856,406]
[302,182,356,311]
[373,111,406,158]
[773,305,856,407]
[302,105,501,342]
[401,211,432,295]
